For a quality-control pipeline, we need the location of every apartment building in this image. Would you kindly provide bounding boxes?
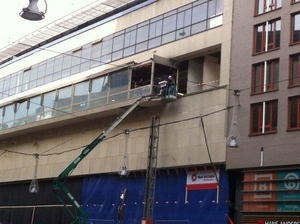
[0,0,233,223]
[227,0,300,223]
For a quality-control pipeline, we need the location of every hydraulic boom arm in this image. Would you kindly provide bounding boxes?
[53,96,150,224]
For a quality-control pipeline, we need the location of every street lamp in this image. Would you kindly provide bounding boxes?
[20,0,47,21]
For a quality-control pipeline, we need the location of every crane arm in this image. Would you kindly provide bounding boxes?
[53,96,151,223]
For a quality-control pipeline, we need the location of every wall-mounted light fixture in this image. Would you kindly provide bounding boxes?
[118,129,130,176]
[227,90,240,147]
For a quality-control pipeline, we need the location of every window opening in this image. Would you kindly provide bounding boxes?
[250,100,278,135]
[290,53,300,86]
[252,59,279,94]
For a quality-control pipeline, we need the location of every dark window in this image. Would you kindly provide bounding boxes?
[250,100,278,135]
[289,96,300,130]
[252,59,279,93]
[254,19,281,54]
[255,0,282,15]
[291,12,300,44]
[290,53,300,86]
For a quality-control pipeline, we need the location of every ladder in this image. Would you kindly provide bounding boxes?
[143,116,160,220]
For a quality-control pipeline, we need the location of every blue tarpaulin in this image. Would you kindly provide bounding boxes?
[82,167,229,224]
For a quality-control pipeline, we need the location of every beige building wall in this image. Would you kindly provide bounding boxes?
[0,0,233,182]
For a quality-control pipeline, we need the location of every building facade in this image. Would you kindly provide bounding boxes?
[0,0,233,223]
[227,0,300,223]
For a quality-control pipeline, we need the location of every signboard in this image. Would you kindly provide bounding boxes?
[257,220,300,224]
[243,172,277,211]
[243,170,300,212]
[277,171,300,212]
[186,169,219,190]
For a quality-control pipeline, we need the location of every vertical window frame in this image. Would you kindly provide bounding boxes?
[288,96,300,130]
[291,12,300,45]
[252,59,279,94]
[250,100,278,135]
[289,53,300,87]
[254,19,281,54]
[255,0,282,15]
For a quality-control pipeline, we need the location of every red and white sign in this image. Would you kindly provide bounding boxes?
[186,170,219,190]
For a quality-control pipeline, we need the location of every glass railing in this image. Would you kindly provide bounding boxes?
[0,85,152,131]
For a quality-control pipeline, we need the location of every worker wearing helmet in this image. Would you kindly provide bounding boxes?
[167,75,175,95]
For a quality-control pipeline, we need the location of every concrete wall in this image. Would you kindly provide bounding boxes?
[0,0,233,182]
[0,88,228,182]
[227,1,300,169]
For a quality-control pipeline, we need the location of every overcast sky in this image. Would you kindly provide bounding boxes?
[0,0,97,49]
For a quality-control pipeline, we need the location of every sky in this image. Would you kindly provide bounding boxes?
[0,0,98,49]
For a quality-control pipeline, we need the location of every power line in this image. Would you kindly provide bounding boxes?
[0,105,231,158]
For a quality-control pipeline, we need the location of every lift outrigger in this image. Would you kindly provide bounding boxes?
[52,88,177,223]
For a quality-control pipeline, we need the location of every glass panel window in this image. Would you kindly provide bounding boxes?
[89,76,108,108]
[192,2,208,23]
[71,48,81,75]
[149,20,163,39]
[101,37,113,56]
[113,34,125,52]
[72,48,81,67]
[289,96,300,130]
[45,59,54,76]
[73,82,89,104]
[254,19,281,54]
[14,100,28,126]
[250,100,278,135]
[90,76,109,99]
[255,0,282,15]
[124,28,137,48]
[81,45,91,71]
[0,108,3,129]
[30,65,38,84]
[252,59,279,94]
[73,81,89,112]
[290,53,300,86]
[208,0,224,17]
[22,68,31,91]
[109,69,129,94]
[0,80,4,100]
[62,53,72,70]
[9,75,17,95]
[41,91,56,120]
[136,25,149,44]
[90,41,102,68]
[291,13,300,45]
[163,14,177,34]
[56,86,72,110]
[27,95,42,123]
[37,62,46,79]
[54,55,63,73]
[3,104,15,129]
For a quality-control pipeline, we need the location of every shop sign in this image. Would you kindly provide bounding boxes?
[186,169,219,190]
[258,221,300,224]
[277,171,300,211]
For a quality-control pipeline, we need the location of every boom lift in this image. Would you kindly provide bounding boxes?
[53,80,177,223]
[53,96,154,224]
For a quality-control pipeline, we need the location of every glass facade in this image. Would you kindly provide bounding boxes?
[0,0,224,130]
[0,61,177,130]
[0,0,223,101]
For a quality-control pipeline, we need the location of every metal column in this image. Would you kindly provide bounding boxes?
[143,115,160,220]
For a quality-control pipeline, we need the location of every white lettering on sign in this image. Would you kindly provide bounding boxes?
[254,173,273,198]
[280,222,300,224]
[261,221,300,224]
[284,173,300,190]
